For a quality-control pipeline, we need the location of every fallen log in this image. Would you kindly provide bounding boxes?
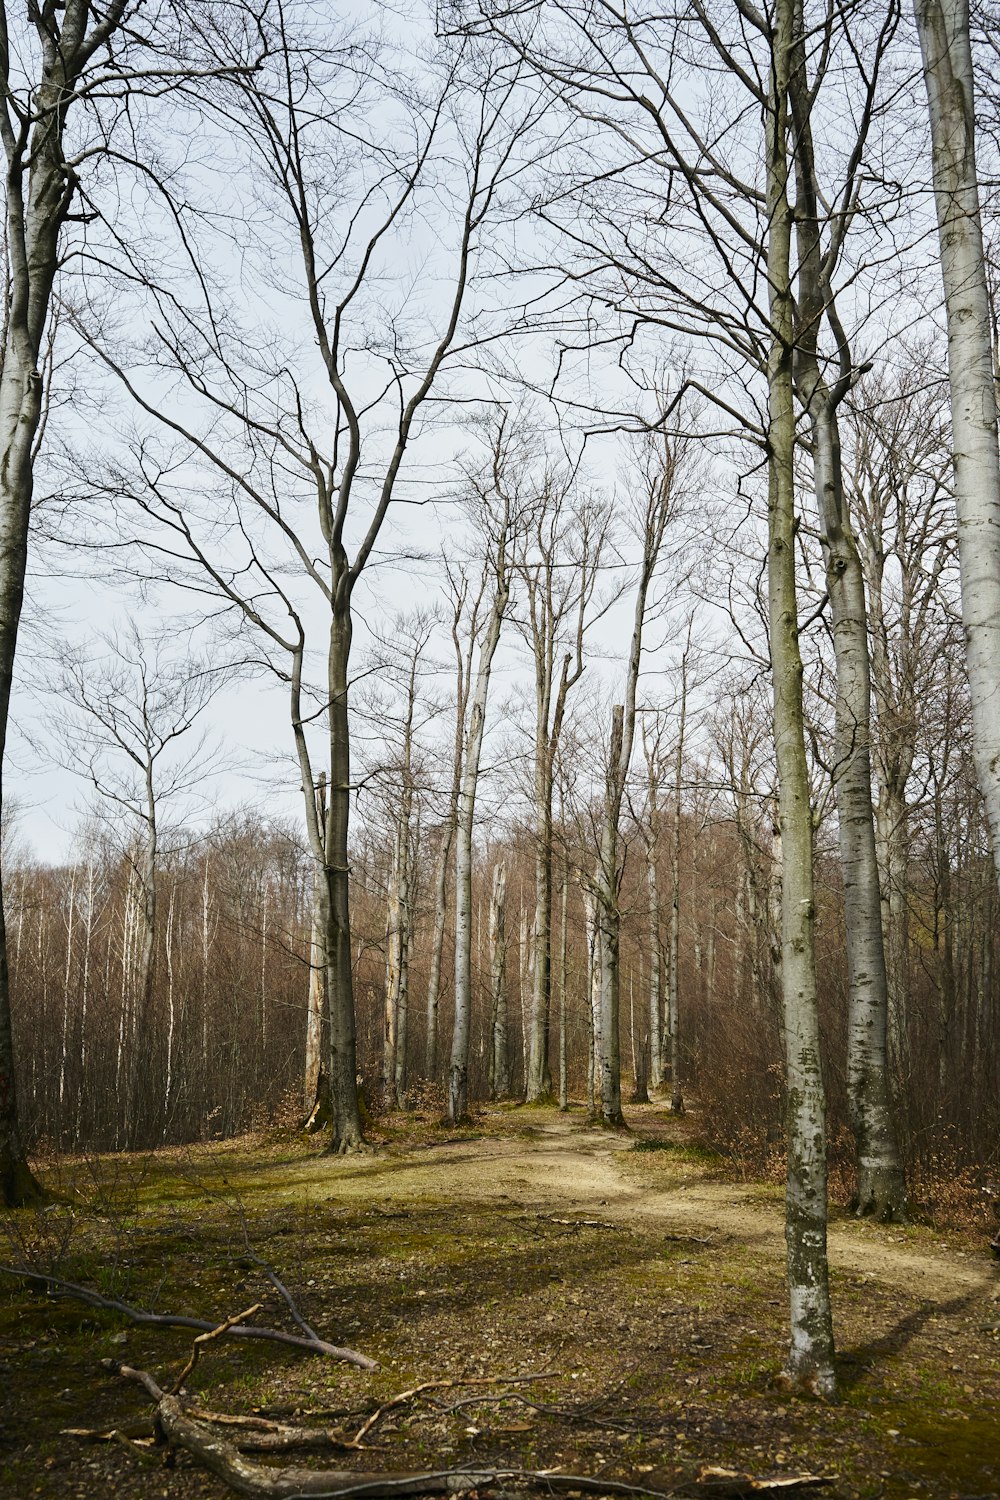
[105,1360,835,1500]
[1,1265,376,1370]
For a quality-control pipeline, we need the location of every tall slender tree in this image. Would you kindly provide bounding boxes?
[912,0,1000,890]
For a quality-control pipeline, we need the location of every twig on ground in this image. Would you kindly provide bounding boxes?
[104,1360,834,1500]
[419,1390,658,1434]
[62,1420,155,1443]
[111,1428,159,1464]
[252,1258,323,1343]
[171,1304,264,1394]
[531,1215,619,1230]
[2,1265,376,1369]
[350,1373,557,1447]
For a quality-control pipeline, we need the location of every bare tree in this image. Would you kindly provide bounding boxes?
[0,0,146,1202]
[844,359,955,1087]
[82,15,542,1152]
[786,3,907,1221]
[447,426,517,1124]
[588,430,687,1127]
[765,0,835,1394]
[515,452,610,1103]
[913,0,1000,891]
[45,623,225,1144]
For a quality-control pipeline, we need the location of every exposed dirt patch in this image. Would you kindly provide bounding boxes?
[1,1104,998,1500]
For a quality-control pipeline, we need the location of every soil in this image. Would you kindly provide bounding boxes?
[1,1101,998,1500]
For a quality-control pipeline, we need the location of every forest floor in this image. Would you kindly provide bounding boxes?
[1,1100,998,1500]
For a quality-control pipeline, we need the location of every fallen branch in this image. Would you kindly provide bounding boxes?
[350,1374,556,1447]
[65,1409,357,1456]
[105,1360,834,1500]
[2,1265,376,1370]
[531,1215,619,1230]
[171,1304,264,1393]
[235,1252,324,1344]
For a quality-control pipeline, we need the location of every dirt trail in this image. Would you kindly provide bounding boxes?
[275,1113,999,1307]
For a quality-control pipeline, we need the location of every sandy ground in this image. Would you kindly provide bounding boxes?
[257,1112,999,1306]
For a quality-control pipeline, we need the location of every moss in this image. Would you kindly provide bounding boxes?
[629,1138,721,1163]
[3,1124,998,1499]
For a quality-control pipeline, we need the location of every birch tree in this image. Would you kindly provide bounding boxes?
[913,0,1000,889]
[588,432,685,1127]
[765,0,835,1393]
[0,0,152,1202]
[516,466,610,1103]
[786,3,907,1221]
[447,444,515,1124]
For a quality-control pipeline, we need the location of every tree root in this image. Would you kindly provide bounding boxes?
[1,1265,376,1369]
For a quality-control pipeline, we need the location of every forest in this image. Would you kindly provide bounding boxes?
[1,0,1000,1496]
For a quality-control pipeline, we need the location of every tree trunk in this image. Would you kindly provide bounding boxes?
[526,759,554,1102]
[383,830,403,1109]
[489,861,509,1098]
[766,0,836,1394]
[645,843,662,1092]
[788,45,906,1222]
[583,884,599,1118]
[424,825,452,1080]
[324,608,363,1154]
[913,0,1000,890]
[874,786,910,1083]
[394,821,412,1106]
[0,0,131,1203]
[595,706,625,1127]
[448,573,508,1124]
[305,850,326,1112]
[558,868,569,1111]
[668,659,688,1117]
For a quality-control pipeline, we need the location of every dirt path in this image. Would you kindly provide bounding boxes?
[267,1111,999,1306]
[5,1110,1000,1500]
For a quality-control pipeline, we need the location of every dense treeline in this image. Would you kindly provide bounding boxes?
[11,657,997,1187]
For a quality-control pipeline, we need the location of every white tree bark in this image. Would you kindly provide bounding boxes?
[0,0,130,1203]
[448,554,510,1124]
[913,0,1000,886]
[765,0,835,1395]
[668,647,690,1117]
[489,860,510,1098]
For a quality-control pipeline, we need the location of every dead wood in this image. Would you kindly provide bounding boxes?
[62,1420,155,1443]
[350,1374,556,1447]
[65,1409,356,1456]
[1,1264,377,1369]
[252,1258,324,1343]
[531,1215,619,1230]
[171,1303,264,1393]
[104,1360,834,1500]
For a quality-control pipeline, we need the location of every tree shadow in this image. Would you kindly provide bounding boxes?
[836,1292,975,1390]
